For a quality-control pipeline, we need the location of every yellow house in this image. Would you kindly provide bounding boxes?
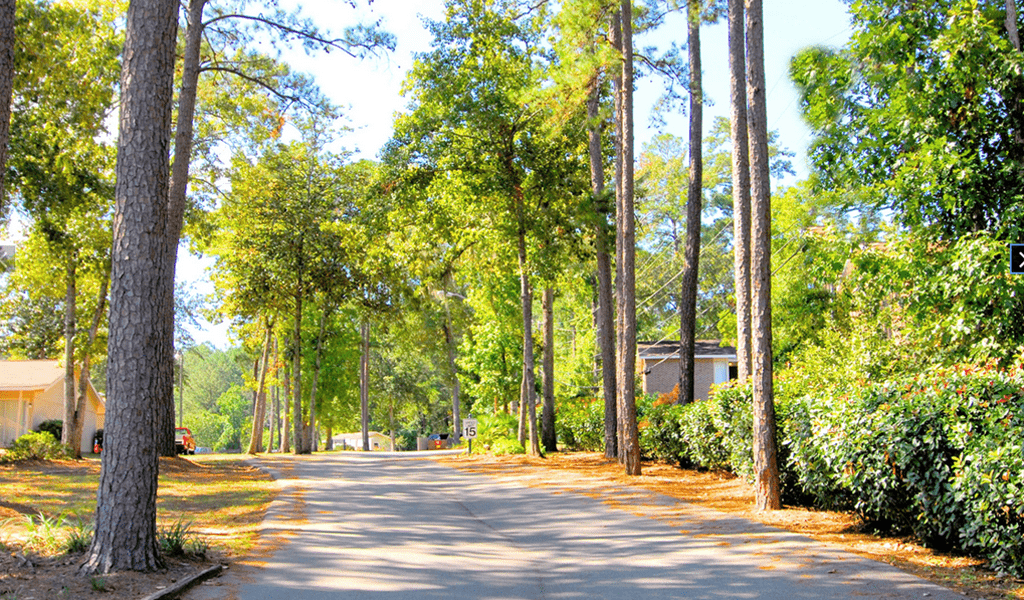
[0,360,105,454]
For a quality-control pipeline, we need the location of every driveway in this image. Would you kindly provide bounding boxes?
[184,453,967,600]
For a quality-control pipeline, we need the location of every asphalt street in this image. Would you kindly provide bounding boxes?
[184,453,968,600]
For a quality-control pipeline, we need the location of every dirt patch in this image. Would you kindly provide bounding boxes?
[0,455,275,600]
[0,552,209,600]
[443,452,1024,600]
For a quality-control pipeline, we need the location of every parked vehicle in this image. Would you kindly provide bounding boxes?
[175,427,196,455]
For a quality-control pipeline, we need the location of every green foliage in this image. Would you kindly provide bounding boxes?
[475,412,518,448]
[1,432,71,463]
[36,420,62,441]
[489,437,525,456]
[554,397,604,451]
[642,360,1024,576]
[158,519,208,558]
[64,519,93,554]
[791,0,1024,240]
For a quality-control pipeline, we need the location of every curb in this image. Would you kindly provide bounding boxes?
[140,564,225,600]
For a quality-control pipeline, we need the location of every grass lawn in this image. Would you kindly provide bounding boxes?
[0,454,276,557]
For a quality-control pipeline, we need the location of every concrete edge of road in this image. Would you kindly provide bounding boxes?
[140,564,225,600]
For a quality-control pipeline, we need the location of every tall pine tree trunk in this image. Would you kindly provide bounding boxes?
[443,296,461,442]
[84,0,178,573]
[308,303,329,452]
[0,0,14,203]
[729,0,752,381]
[589,76,618,460]
[360,318,370,451]
[678,0,703,406]
[292,291,308,455]
[246,318,273,454]
[62,254,78,450]
[517,227,541,456]
[617,0,641,476]
[541,287,557,452]
[74,278,108,458]
[281,361,291,454]
[611,9,626,465]
[746,0,781,511]
[155,0,208,459]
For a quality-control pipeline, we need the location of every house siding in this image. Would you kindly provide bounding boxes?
[640,357,722,401]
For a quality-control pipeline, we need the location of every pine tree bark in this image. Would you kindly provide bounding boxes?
[308,303,329,452]
[678,0,703,407]
[62,255,78,450]
[281,362,291,453]
[611,9,626,466]
[0,0,14,204]
[746,0,781,511]
[84,0,178,573]
[443,296,461,442]
[360,318,370,451]
[541,287,557,452]
[617,0,641,476]
[1008,0,1021,51]
[74,278,108,458]
[589,76,618,460]
[517,226,542,456]
[729,0,752,381]
[292,290,308,454]
[246,318,273,454]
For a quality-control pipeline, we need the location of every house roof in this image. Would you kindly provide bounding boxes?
[0,360,65,391]
[637,340,737,360]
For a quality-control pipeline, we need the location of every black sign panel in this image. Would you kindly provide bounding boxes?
[1012,244,1024,274]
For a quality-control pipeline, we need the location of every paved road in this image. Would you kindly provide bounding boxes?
[185,453,968,600]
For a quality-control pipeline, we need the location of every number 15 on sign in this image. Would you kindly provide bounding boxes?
[463,418,478,439]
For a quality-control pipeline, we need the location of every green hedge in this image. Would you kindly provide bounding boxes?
[632,361,1024,576]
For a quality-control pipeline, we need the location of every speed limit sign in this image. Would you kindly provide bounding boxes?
[462,418,478,439]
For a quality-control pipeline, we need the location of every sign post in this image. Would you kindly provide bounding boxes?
[462,417,477,455]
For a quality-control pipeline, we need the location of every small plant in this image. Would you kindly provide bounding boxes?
[23,513,67,554]
[158,519,207,558]
[90,577,106,592]
[64,519,92,554]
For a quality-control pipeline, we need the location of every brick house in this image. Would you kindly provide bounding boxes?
[637,340,738,401]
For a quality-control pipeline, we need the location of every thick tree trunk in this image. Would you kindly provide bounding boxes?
[84,0,178,573]
[155,0,208,460]
[589,76,618,460]
[617,0,641,477]
[0,0,14,203]
[746,0,781,511]
[729,0,752,381]
[611,9,626,465]
[246,319,273,454]
[292,292,308,455]
[541,287,557,452]
[62,255,77,450]
[517,229,542,456]
[678,0,703,406]
[360,318,370,451]
[308,304,329,452]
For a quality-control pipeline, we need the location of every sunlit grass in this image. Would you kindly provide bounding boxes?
[0,454,275,557]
